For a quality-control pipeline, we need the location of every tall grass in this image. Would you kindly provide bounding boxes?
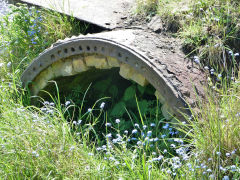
[0,3,86,80]
[137,0,240,77]
[177,78,240,179]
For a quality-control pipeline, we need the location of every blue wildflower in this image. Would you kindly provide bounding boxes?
[106,133,112,138]
[132,129,138,134]
[115,119,120,124]
[77,120,82,125]
[163,123,169,129]
[206,168,212,173]
[170,144,176,148]
[137,141,142,145]
[226,152,230,157]
[228,50,233,55]
[65,101,70,106]
[204,66,209,70]
[223,176,229,180]
[32,151,39,157]
[105,123,111,127]
[209,174,214,179]
[28,30,36,36]
[166,169,171,174]
[7,62,11,68]
[230,165,236,171]
[161,134,166,138]
[147,131,152,137]
[150,123,156,127]
[134,123,139,128]
[193,56,200,64]
[100,102,105,109]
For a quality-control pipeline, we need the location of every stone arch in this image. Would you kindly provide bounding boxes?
[21,37,190,120]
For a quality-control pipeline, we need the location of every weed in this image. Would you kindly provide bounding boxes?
[137,0,240,77]
[0,3,86,80]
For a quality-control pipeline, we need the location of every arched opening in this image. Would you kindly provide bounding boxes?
[38,67,160,123]
[28,54,168,143]
[30,52,167,116]
[22,38,189,122]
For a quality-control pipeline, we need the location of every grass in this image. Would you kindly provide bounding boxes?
[137,0,240,77]
[0,2,239,179]
[0,3,86,79]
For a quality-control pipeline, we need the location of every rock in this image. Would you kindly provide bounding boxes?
[119,63,148,86]
[107,56,120,67]
[51,58,75,77]
[85,55,110,69]
[147,16,163,33]
[72,56,89,73]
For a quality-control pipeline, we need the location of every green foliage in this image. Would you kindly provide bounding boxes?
[136,0,159,17]
[137,0,240,76]
[123,85,136,101]
[0,3,86,79]
[179,78,240,167]
[62,71,163,142]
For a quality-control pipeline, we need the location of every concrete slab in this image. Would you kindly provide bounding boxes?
[17,0,135,29]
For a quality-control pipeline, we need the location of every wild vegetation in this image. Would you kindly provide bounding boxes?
[137,0,240,77]
[0,1,239,179]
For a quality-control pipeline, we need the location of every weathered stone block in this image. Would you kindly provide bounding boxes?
[32,75,47,95]
[107,56,120,67]
[39,66,55,81]
[72,56,89,73]
[131,72,148,87]
[85,55,110,69]
[120,63,148,86]
[51,60,63,77]
[31,66,55,95]
[119,63,133,80]
[52,59,74,77]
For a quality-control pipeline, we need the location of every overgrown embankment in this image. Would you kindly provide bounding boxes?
[137,0,240,77]
[0,2,239,179]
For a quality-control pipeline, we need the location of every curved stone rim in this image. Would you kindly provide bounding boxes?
[21,37,190,119]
